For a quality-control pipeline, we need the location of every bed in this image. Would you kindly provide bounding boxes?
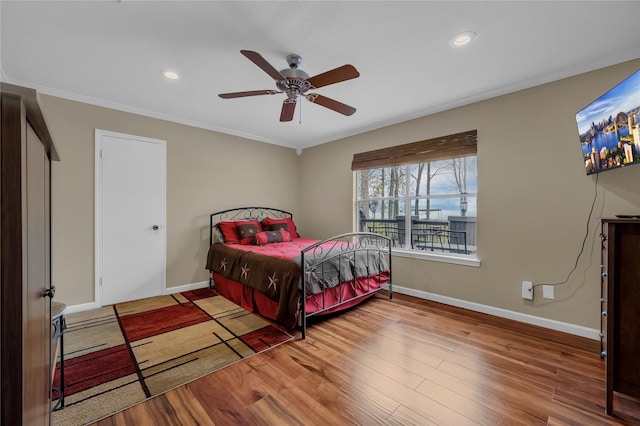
[205,207,392,338]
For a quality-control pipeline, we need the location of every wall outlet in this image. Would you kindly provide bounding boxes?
[543,285,555,299]
[522,281,533,300]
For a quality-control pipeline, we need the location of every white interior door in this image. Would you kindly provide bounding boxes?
[96,130,166,306]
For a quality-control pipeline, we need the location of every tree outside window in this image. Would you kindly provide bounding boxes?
[356,155,477,256]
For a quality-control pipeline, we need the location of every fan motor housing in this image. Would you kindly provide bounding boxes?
[277,67,311,97]
[279,68,309,81]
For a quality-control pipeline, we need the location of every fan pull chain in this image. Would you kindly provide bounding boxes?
[298,94,302,124]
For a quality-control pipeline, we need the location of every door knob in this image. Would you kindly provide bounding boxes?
[43,286,56,299]
[153,225,159,230]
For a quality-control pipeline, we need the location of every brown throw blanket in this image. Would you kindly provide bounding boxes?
[206,243,301,326]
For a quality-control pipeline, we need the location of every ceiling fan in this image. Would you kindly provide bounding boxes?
[219,50,360,122]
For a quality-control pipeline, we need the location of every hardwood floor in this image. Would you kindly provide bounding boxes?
[93,293,640,425]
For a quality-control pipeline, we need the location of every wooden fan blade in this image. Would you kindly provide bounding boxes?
[241,50,287,81]
[307,64,360,89]
[280,99,297,122]
[219,90,278,99]
[306,94,356,116]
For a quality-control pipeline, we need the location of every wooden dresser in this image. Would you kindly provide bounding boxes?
[600,218,640,415]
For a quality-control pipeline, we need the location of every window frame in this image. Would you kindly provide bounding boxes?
[353,131,480,267]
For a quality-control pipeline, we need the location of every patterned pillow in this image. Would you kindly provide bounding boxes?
[261,217,299,238]
[235,221,262,245]
[270,222,289,232]
[255,230,291,245]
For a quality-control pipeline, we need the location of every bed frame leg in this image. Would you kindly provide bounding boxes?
[301,315,306,339]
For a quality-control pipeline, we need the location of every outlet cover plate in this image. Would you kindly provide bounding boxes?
[543,285,555,299]
[522,281,533,300]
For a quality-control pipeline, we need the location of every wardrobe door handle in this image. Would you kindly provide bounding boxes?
[153,225,160,230]
[43,286,56,299]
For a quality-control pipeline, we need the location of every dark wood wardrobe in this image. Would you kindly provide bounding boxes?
[1,84,59,424]
[600,218,640,415]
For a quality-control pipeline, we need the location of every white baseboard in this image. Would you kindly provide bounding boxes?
[162,281,210,294]
[63,281,211,314]
[63,301,101,315]
[393,285,600,341]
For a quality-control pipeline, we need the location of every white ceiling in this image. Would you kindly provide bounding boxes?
[2,1,639,151]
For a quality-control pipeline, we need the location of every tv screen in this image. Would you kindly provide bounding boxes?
[576,69,640,175]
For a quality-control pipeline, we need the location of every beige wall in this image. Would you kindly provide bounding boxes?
[42,97,300,305]
[42,59,640,330]
[298,59,640,330]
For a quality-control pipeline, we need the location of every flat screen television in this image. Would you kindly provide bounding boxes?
[576,69,640,175]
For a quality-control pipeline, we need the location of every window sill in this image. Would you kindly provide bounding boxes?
[391,248,481,267]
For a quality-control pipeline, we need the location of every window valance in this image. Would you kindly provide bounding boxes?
[351,129,477,171]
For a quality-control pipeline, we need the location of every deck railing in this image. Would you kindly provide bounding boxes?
[360,218,469,254]
[360,219,400,245]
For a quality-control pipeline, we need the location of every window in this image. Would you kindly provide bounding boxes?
[353,130,477,260]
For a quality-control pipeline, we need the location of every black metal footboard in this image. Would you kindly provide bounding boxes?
[300,232,393,339]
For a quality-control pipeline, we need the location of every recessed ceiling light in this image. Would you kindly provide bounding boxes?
[163,71,179,80]
[449,31,477,48]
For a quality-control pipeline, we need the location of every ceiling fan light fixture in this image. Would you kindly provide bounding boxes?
[449,31,477,48]
[163,70,179,80]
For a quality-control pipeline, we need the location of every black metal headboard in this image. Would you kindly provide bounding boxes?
[209,206,294,245]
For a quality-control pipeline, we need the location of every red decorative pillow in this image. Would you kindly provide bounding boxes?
[217,221,240,244]
[261,217,299,238]
[235,220,262,245]
[255,229,291,245]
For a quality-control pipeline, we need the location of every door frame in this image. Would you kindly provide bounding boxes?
[94,129,167,307]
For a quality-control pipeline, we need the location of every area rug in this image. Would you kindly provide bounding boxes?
[52,288,294,426]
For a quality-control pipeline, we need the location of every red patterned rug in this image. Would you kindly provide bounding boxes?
[52,288,293,425]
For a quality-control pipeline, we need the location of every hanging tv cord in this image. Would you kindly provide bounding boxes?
[534,172,599,289]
